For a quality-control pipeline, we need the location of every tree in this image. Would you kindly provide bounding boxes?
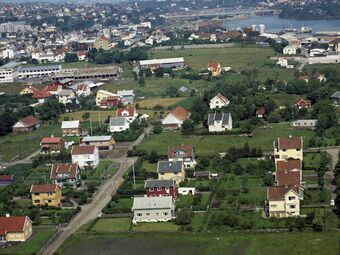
[181,119,195,135]
[149,150,159,163]
[165,86,178,98]
[0,112,17,136]
[268,111,281,123]
[82,112,90,121]
[138,77,145,86]
[64,53,79,62]
[36,99,66,121]
[174,207,192,225]
[263,174,274,186]
[153,123,163,134]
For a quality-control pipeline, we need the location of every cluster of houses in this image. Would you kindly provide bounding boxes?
[131,145,197,224]
[265,136,304,218]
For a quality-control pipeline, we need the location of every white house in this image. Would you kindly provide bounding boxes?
[75,83,91,97]
[108,117,130,133]
[283,45,300,55]
[71,145,99,169]
[207,112,232,132]
[276,58,294,69]
[131,196,175,224]
[178,187,196,196]
[116,107,137,123]
[167,145,196,169]
[162,106,190,129]
[209,93,230,109]
[58,90,76,105]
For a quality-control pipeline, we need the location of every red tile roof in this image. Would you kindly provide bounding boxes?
[50,163,79,180]
[0,216,29,234]
[256,107,266,115]
[213,93,229,105]
[168,145,194,159]
[116,107,135,117]
[41,137,63,144]
[19,116,39,128]
[267,186,299,201]
[170,106,190,121]
[207,62,220,72]
[276,159,301,172]
[276,166,301,188]
[32,90,54,99]
[276,137,303,150]
[44,84,62,92]
[71,145,96,155]
[30,184,59,193]
[0,175,14,181]
[294,98,311,107]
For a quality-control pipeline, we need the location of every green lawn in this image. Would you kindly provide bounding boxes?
[138,123,313,156]
[141,161,157,173]
[269,93,303,107]
[221,175,264,190]
[83,161,116,181]
[132,222,179,232]
[303,152,324,170]
[60,110,116,122]
[0,123,61,162]
[0,227,56,255]
[57,231,339,255]
[91,218,131,232]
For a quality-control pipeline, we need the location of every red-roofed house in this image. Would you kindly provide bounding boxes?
[40,136,65,153]
[116,107,137,122]
[207,62,222,76]
[209,93,230,109]
[294,98,311,109]
[31,89,54,102]
[265,186,300,218]
[43,84,62,95]
[50,163,81,188]
[162,106,190,129]
[100,96,121,109]
[273,136,303,162]
[12,116,40,133]
[256,107,266,118]
[168,145,196,168]
[71,146,99,169]
[0,175,15,186]
[0,216,32,242]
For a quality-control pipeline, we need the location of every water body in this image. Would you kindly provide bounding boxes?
[224,15,340,33]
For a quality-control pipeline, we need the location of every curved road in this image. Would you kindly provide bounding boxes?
[39,126,152,255]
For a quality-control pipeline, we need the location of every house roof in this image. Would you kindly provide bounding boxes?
[32,90,53,99]
[170,106,190,121]
[331,91,340,99]
[58,90,74,96]
[276,159,301,172]
[109,117,127,127]
[30,184,58,193]
[22,85,40,93]
[81,136,113,143]
[0,216,28,234]
[50,163,79,180]
[295,98,311,106]
[276,136,303,150]
[18,116,39,128]
[330,38,340,44]
[276,168,301,188]
[132,196,173,210]
[207,112,231,126]
[267,186,299,201]
[41,137,63,144]
[0,175,14,181]
[116,107,135,117]
[211,93,229,105]
[157,161,183,173]
[61,120,80,129]
[117,90,134,97]
[71,145,96,155]
[145,179,175,189]
[44,84,62,92]
[168,145,194,159]
[139,57,184,66]
[207,62,220,72]
[256,107,266,115]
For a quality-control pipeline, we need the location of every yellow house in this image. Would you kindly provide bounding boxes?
[30,184,62,207]
[207,62,222,77]
[95,90,118,106]
[266,186,300,218]
[19,85,39,95]
[0,216,32,242]
[273,136,303,162]
[94,36,112,50]
[157,161,185,185]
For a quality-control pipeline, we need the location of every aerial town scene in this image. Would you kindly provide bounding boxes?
[0,0,339,254]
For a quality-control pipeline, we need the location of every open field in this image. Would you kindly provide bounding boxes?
[57,231,339,255]
[0,123,61,162]
[91,218,131,232]
[0,227,56,255]
[138,123,313,155]
[60,110,116,122]
[132,222,179,232]
[136,97,185,109]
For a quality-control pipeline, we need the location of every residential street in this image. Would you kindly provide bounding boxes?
[38,126,152,255]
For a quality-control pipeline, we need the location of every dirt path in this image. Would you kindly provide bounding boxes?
[324,148,339,200]
[39,126,152,255]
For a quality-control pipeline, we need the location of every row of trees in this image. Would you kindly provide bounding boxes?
[87,48,148,64]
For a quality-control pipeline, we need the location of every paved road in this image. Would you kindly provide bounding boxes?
[39,126,152,255]
[1,148,41,167]
[323,148,339,200]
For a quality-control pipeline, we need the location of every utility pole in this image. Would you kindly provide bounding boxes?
[90,116,93,135]
[132,161,136,190]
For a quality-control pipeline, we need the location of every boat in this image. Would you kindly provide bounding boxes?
[300,26,312,33]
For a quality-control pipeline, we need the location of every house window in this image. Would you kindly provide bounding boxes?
[289,205,296,209]
[296,148,301,151]
[34,200,40,203]
[270,204,277,208]
[149,188,154,192]
[163,212,168,216]
[282,149,287,152]
[146,213,150,216]
[155,213,159,216]
[288,196,295,200]
[157,187,162,191]
[137,213,142,217]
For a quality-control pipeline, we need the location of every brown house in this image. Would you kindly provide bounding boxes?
[61,120,81,137]
[12,116,40,133]
[40,137,65,153]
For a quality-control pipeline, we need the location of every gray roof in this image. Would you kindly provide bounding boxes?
[21,65,61,71]
[157,161,183,173]
[61,120,80,129]
[331,91,340,99]
[117,90,134,97]
[145,179,175,189]
[0,62,20,69]
[207,112,231,126]
[81,135,112,142]
[132,196,173,210]
[59,90,73,96]
[109,117,127,126]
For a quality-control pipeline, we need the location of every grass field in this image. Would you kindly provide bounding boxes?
[0,227,56,255]
[57,231,339,255]
[132,222,179,232]
[138,123,313,156]
[0,123,61,162]
[60,110,116,122]
[91,218,131,232]
[136,97,185,109]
